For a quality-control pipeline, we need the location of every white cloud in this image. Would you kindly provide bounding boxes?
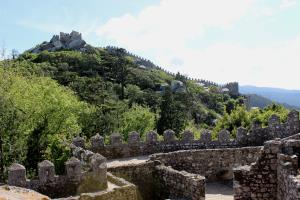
[280,0,297,9]
[172,37,300,89]
[260,7,276,16]
[95,0,300,89]
[96,0,253,51]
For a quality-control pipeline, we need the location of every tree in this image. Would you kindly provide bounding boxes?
[11,49,19,59]
[157,87,187,135]
[0,95,24,181]
[0,68,89,174]
[119,104,156,140]
[114,48,129,100]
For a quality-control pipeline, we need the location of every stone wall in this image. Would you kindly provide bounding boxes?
[72,110,300,160]
[155,165,205,200]
[108,160,205,200]
[233,140,280,199]
[233,137,300,200]
[7,153,107,198]
[54,173,138,200]
[108,161,160,200]
[150,147,261,181]
[277,154,300,200]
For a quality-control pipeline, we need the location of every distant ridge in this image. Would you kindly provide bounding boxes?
[240,85,300,108]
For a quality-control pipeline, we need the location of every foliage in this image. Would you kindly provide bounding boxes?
[119,104,156,140]
[0,46,265,178]
[157,87,188,135]
[213,104,289,138]
[0,68,88,175]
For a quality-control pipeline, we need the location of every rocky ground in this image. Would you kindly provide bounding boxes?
[0,185,49,200]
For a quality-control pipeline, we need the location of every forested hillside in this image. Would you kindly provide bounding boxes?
[241,85,300,108]
[0,37,291,180]
[245,94,300,110]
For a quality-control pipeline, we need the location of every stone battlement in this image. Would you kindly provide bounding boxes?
[7,152,107,198]
[72,110,300,159]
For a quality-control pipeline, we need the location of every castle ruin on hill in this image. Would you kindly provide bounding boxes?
[4,110,300,199]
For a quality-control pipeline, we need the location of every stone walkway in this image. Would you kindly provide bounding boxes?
[107,155,150,168]
[206,182,233,200]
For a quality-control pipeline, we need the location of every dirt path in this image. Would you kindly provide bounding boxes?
[205,182,233,200]
[107,155,150,168]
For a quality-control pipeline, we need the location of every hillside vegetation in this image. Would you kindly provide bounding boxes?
[0,44,290,180]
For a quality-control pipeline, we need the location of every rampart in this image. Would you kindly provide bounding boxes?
[7,154,107,198]
[5,110,300,199]
[72,110,300,160]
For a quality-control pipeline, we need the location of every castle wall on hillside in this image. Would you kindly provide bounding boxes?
[72,110,300,160]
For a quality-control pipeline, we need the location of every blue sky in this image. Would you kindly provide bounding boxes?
[1,0,300,89]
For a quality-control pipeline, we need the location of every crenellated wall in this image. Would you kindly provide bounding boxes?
[72,110,300,160]
[6,110,300,199]
[7,153,107,198]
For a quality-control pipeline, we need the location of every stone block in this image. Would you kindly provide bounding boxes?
[128,131,140,145]
[163,129,176,142]
[218,130,230,143]
[110,133,122,146]
[38,160,55,184]
[8,163,27,187]
[200,130,212,143]
[66,157,81,182]
[72,136,85,148]
[91,133,104,149]
[181,130,194,142]
[146,131,158,143]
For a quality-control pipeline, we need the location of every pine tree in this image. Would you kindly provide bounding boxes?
[157,87,187,135]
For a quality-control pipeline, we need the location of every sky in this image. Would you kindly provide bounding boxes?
[1,0,300,89]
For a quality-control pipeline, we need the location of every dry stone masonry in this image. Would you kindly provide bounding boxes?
[7,155,107,198]
[4,110,300,199]
[150,147,261,181]
[233,134,300,200]
[73,111,300,160]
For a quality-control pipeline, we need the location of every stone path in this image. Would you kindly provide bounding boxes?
[107,155,150,168]
[205,182,233,200]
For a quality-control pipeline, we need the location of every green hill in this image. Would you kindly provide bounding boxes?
[0,32,290,179]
